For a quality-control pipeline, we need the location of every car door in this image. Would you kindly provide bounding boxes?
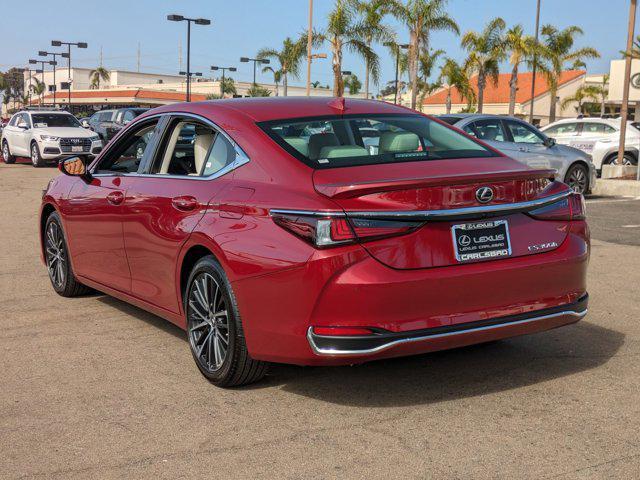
[461,118,518,157]
[62,116,162,292]
[503,119,563,172]
[121,114,242,313]
[13,113,32,155]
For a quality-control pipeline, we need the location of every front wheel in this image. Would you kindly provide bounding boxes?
[185,256,268,387]
[31,142,45,168]
[564,164,589,194]
[2,141,15,164]
[44,212,92,297]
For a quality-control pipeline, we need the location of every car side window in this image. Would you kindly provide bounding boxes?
[505,120,544,144]
[468,119,506,142]
[94,120,159,174]
[123,110,136,123]
[582,123,616,135]
[545,123,578,135]
[17,113,30,128]
[149,118,235,177]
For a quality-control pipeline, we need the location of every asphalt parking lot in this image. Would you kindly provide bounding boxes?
[1,161,639,479]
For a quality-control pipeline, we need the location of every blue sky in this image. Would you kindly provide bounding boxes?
[0,0,634,91]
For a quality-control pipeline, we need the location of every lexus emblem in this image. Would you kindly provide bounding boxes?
[476,186,494,203]
[458,235,471,247]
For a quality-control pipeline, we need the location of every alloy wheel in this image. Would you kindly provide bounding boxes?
[45,221,66,288]
[187,272,229,372]
[567,167,587,194]
[31,144,39,166]
[2,143,9,161]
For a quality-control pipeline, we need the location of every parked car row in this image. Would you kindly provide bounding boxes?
[540,117,640,174]
[83,107,148,143]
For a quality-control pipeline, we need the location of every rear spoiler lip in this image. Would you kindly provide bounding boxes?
[270,189,573,222]
[314,168,557,199]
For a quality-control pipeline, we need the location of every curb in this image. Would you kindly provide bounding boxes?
[592,179,640,197]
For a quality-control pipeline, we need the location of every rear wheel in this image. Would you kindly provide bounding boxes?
[564,164,589,194]
[30,142,45,168]
[2,141,15,164]
[185,256,268,387]
[44,212,92,297]
[605,153,636,166]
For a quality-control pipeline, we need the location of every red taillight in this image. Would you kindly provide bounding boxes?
[271,212,420,248]
[313,326,374,336]
[527,192,586,221]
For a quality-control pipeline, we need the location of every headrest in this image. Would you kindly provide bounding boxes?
[319,145,368,159]
[379,132,420,153]
[308,133,340,160]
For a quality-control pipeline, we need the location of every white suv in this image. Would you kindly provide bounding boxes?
[541,118,640,174]
[1,110,102,167]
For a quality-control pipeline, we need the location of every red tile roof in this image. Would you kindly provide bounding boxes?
[41,88,207,102]
[423,70,585,105]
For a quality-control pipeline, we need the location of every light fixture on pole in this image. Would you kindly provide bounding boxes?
[240,57,270,85]
[384,42,409,104]
[38,51,68,107]
[168,14,211,102]
[211,66,236,98]
[29,59,54,105]
[51,40,87,109]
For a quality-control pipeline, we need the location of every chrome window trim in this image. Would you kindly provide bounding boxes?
[307,309,588,356]
[270,190,572,221]
[90,111,250,181]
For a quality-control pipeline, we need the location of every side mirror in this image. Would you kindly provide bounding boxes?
[59,156,92,182]
[17,123,29,130]
[81,119,90,128]
[543,137,556,148]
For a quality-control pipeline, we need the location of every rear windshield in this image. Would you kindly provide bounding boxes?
[258,114,496,169]
[31,113,80,128]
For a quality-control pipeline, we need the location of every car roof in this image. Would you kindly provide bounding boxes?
[438,113,524,122]
[22,110,72,115]
[148,97,416,123]
[544,117,621,127]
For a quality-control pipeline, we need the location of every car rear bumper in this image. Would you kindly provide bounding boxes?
[234,222,589,366]
[307,294,587,357]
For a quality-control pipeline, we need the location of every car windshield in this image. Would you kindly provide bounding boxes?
[259,114,496,169]
[31,113,81,128]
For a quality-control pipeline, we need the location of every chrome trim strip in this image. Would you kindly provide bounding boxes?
[270,190,571,221]
[307,309,588,356]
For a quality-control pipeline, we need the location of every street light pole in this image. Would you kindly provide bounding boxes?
[211,66,237,97]
[528,0,542,124]
[51,40,88,110]
[168,15,211,102]
[240,57,270,86]
[38,51,68,107]
[29,59,53,105]
[618,0,638,170]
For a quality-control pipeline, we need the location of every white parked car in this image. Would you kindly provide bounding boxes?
[1,109,102,167]
[541,117,640,174]
[438,114,597,194]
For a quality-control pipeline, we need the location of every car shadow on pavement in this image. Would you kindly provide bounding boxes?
[265,322,624,407]
[95,295,186,341]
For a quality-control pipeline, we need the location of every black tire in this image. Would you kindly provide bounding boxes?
[2,140,16,164]
[564,163,589,194]
[44,212,92,297]
[605,153,636,166]
[185,255,268,387]
[30,142,45,168]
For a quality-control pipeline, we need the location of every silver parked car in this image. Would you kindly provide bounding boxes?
[438,114,596,194]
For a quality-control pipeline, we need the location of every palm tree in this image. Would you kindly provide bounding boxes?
[595,74,609,116]
[321,0,379,97]
[344,73,363,94]
[539,25,599,123]
[89,67,110,89]
[462,17,506,114]
[257,36,306,97]
[390,0,459,110]
[354,0,393,98]
[262,66,282,96]
[621,35,640,59]
[504,25,540,116]
[438,57,475,113]
[416,47,444,105]
[247,84,271,97]
[560,85,600,115]
[30,78,45,105]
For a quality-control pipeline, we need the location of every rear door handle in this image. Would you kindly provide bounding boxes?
[171,195,198,211]
[106,190,124,205]
[518,146,528,152]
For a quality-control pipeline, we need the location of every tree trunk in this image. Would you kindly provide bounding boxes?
[408,28,419,110]
[446,88,452,114]
[364,39,371,99]
[508,64,518,116]
[549,85,558,123]
[332,38,344,97]
[600,95,605,116]
[283,72,288,97]
[477,70,486,113]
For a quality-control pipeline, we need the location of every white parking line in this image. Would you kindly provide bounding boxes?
[622,225,640,228]
[586,196,640,204]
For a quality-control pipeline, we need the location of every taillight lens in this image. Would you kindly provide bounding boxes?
[271,213,420,248]
[527,192,586,221]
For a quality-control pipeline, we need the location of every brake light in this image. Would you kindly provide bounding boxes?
[271,212,420,248]
[527,192,586,221]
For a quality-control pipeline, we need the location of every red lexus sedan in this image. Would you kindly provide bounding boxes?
[40,98,589,387]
